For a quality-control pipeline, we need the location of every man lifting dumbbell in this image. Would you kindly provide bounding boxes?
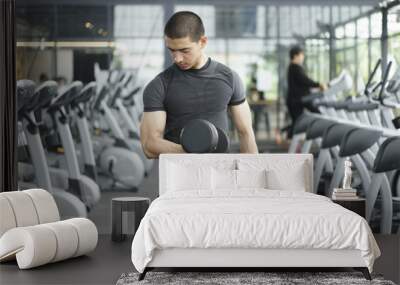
[141,11,258,158]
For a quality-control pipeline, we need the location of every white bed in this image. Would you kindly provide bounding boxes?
[131,154,380,280]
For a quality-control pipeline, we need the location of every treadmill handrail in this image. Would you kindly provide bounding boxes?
[346,101,380,111]
[364,59,381,97]
[378,61,393,104]
[308,112,400,137]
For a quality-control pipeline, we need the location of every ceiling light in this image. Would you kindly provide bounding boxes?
[85,22,94,29]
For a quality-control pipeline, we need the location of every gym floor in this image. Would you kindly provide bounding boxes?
[1,234,398,285]
[1,157,399,284]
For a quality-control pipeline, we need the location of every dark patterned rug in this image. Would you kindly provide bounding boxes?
[116,271,396,285]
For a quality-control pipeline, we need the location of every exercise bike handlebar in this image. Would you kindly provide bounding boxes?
[122,73,134,88]
[50,81,83,111]
[32,81,59,112]
[92,84,109,111]
[108,84,123,107]
[122,86,141,102]
[71,82,97,106]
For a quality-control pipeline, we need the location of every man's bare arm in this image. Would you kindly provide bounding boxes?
[140,111,185,159]
[229,101,258,153]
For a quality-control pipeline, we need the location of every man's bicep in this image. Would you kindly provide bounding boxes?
[229,101,253,133]
[141,111,167,140]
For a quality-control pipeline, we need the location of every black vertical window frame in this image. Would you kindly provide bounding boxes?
[0,0,17,192]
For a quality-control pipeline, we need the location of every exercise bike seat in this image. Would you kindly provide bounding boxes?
[373,136,400,173]
[346,101,379,112]
[305,119,336,140]
[321,124,355,149]
[338,127,382,157]
[293,114,317,135]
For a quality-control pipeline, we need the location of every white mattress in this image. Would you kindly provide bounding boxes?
[131,190,380,273]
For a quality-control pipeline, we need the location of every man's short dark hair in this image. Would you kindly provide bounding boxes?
[289,45,304,60]
[164,11,205,42]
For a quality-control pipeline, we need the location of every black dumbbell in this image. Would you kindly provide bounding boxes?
[179,119,229,153]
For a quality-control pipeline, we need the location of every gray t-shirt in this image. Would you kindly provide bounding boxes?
[143,58,246,143]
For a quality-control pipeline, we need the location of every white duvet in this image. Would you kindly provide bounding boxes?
[131,190,380,273]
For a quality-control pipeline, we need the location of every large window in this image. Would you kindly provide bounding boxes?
[388,5,400,36]
[370,12,382,38]
[388,5,400,72]
[114,5,163,38]
[215,6,258,38]
[356,17,370,83]
[113,5,164,81]
[305,39,329,84]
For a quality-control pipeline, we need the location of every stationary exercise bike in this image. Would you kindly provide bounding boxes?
[17,80,87,218]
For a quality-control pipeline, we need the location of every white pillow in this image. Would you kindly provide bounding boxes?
[236,169,267,189]
[212,169,237,190]
[237,159,308,192]
[266,168,306,191]
[167,163,212,192]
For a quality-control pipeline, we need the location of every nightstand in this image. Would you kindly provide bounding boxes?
[111,197,150,242]
[332,198,366,218]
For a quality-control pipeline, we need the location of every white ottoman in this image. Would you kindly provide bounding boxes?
[0,189,98,269]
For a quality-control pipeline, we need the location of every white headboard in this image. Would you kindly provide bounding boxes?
[159,154,313,195]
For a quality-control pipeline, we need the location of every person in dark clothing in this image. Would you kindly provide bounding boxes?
[286,46,327,137]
